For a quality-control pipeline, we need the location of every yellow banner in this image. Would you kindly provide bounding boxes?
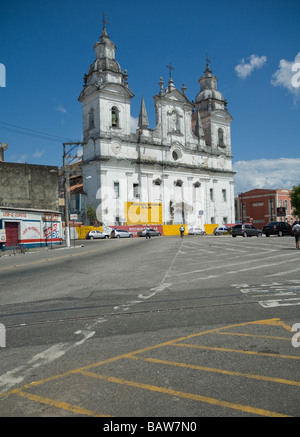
[125,202,162,225]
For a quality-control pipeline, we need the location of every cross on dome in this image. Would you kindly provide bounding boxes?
[166,62,175,78]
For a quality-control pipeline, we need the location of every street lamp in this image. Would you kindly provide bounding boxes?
[63,143,70,248]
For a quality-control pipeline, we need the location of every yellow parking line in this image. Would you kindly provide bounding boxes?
[174,343,300,360]
[0,318,291,399]
[0,318,295,416]
[79,371,290,417]
[11,389,111,417]
[217,332,291,341]
[128,355,300,387]
[253,318,293,332]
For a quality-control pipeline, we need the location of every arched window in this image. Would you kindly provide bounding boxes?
[153,178,162,186]
[218,128,224,147]
[153,178,162,201]
[89,108,94,129]
[193,182,201,202]
[174,179,183,187]
[111,106,119,127]
[174,179,183,204]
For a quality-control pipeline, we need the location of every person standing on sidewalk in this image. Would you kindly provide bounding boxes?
[179,225,184,238]
[292,220,300,249]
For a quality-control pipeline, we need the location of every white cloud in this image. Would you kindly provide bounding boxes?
[33,149,44,159]
[271,52,300,99]
[235,54,267,79]
[233,158,300,195]
[76,147,83,158]
[16,154,27,163]
[56,105,68,114]
[130,115,138,132]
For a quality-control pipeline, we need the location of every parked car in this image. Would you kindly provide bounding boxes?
[213,226,228,236]
[137,228,161,237]
[262,221,293,237]
[86,230,110,239]
[110,229,133,238]
[188,227,206,235]
[232,224,262,238]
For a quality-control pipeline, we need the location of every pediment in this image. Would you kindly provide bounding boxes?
[154,88,192,108]
[101,82,134,98]
[166,88,191,104]
[79,82,134,102]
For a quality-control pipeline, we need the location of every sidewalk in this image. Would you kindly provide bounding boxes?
[0,240,87,257]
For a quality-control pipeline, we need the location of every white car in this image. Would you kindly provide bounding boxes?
[111,229,133,238]
[188,227,206,235]
[86,230,110,239]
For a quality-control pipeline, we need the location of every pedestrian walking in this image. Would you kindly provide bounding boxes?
[179,225,184,238]
[145,225,151,239]
[292,220,300,249]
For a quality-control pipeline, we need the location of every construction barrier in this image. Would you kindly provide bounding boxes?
[74,224,197,239]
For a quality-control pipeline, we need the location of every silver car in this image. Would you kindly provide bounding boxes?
[213,226,228,236]
[86,230,110,239]
[111,229,133,238]
[188,227,206,235]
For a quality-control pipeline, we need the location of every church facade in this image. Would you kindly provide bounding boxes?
[78,25,235,228]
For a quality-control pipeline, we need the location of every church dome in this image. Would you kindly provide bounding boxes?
[195,88,224,103]
[88,57,122,75]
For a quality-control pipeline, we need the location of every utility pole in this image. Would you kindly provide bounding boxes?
[63,141,85,248]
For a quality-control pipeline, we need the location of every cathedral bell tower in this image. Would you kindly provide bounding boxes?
[193,64,233,156]
[78,23,134,144]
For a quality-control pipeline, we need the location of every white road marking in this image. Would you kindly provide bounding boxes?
[259,298,300,308]
[0,319,104,393]
[266,267,300,277]
[168,251,297,279]
[138,283,172,300]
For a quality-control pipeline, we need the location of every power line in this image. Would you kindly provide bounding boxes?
[0,120,74,143]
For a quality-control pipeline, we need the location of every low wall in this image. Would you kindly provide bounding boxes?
[204,224,219,234]
[162,224,188,236]
[74,224,218,239]
[75,226,102,240]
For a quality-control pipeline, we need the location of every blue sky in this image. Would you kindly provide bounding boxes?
[1,0,300,195]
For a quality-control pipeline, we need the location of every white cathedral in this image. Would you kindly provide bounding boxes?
[78,24,235,228]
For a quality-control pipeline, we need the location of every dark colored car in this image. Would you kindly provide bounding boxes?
[262,221,293,237]
[137,229,161,237]
[232,224,262,238]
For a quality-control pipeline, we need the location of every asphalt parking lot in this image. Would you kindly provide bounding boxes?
[0,234,299,417]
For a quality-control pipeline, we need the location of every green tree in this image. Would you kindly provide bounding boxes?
[290,184,300,218]
[86,205,97,225]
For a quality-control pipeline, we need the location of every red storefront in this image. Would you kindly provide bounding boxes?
[236,188,294,229]
[0,207,63,250]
